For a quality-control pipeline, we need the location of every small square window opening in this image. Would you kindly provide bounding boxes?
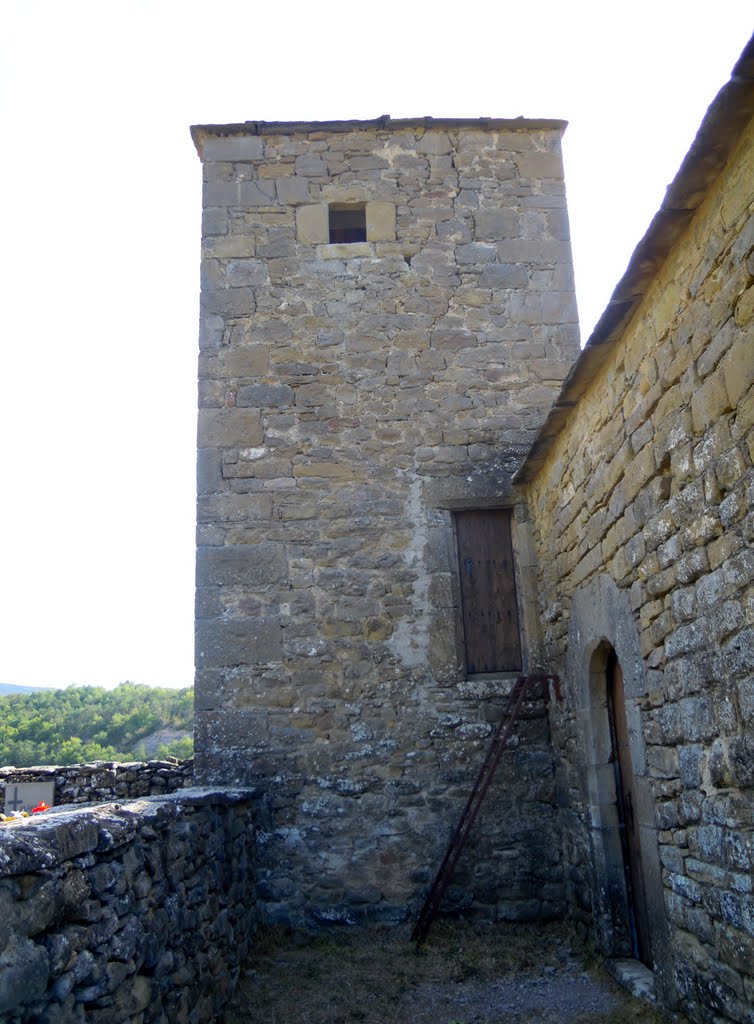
[329,204,367,244]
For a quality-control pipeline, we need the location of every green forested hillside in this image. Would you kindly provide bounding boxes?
[0,683,193,767]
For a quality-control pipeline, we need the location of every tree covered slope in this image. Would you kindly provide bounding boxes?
[0,683,193,767]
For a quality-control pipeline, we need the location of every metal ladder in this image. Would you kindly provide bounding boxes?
[411,672,561,944]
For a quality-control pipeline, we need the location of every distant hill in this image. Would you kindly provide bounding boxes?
[0,683,57,695]
[0,682,193,767]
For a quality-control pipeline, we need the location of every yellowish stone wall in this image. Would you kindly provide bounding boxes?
[526,114,754,1021]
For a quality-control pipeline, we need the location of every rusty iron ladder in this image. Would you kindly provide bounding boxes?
[411,672,562,945]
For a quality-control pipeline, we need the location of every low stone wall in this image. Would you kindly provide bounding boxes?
[0,759,193,808]
[0,788,259,1024]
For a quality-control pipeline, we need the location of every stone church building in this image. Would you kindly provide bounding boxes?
[191,35,753,1024]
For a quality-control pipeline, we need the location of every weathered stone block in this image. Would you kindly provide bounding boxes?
[197,409,263,448]
[622,445,657,502]
[735,284,754,326]
[196,617,282,667]
[236,383,293,408]
[316,243,368,261]
[276,176,311,206]
[480,263,528,289]
[474,208,519,240]
[691,366,733,432]
[456,242,497,264]
[416,132,451,155]
[203,231,257,263]
[295,204,329,244]
[196,544,287,587]
[203,180,239,207]
[202,206,229,237]
[697,316,737,379]
[665,621,708,659]
[676,548,710,584]
[0,935,49,1013]
[515,151,563,180]
[295,154,327,176]
[201,346,268,380]
[239,180,277,206]
[225,259,268,288]
[203,135,264,162]
[430,328,477,350]
[365,202,396,242]
[716,446,747,490]
[201,286,256,316]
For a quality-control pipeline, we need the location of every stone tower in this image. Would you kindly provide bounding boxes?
[190,116,579,926]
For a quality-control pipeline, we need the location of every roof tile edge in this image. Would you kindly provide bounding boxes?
[513,30,754,486]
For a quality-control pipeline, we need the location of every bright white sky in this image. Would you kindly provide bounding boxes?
[1,2,751,689]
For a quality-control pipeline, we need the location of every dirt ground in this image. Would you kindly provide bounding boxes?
[225,921,673,1024]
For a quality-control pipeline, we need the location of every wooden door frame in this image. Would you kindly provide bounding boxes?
[453,508,522,676]
[449,503,530,680]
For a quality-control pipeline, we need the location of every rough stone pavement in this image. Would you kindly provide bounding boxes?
[225,924,672,1024]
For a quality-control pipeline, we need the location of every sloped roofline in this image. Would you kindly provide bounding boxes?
[190,115,567,158]
[514,32,754,484]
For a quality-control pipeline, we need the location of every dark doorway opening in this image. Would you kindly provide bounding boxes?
[606,649,653,967]
[455,509,522,675]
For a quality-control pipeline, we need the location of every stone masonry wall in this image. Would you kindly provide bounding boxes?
[0,788,258,1024]
[0,760,193,809]
[192,119,580,925]
[525,112,754,1022]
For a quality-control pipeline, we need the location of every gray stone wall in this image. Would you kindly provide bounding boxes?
[191,119,580,925]
[524,110,754,1022]
[0,760,192,808]
[0,788,258,1024]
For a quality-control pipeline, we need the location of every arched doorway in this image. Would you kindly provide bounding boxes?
[565,575,670,1000]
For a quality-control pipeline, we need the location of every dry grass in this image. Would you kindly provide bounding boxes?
[225,921,672,1024]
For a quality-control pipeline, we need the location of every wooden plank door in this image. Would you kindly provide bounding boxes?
[607,654,653,967]
[455,509,522,675]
